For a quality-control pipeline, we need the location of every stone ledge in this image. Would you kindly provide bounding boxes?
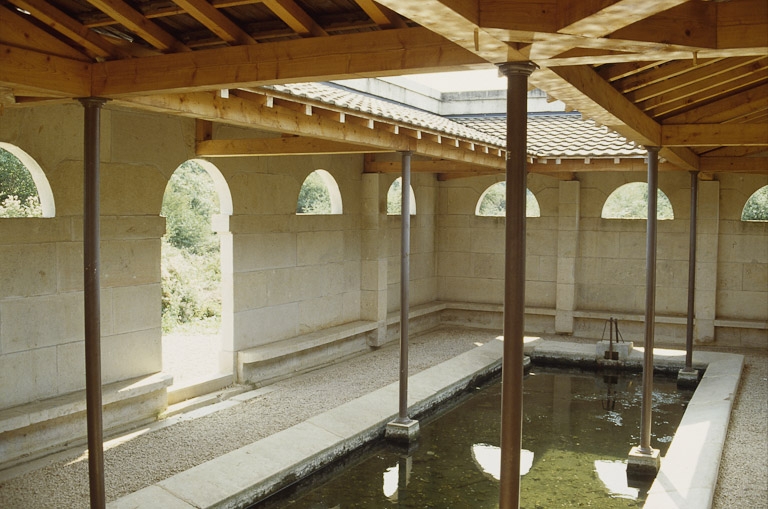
[714,318,768,330]
[0,372,172,468]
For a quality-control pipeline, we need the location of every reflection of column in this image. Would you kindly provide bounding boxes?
[397,454,412,502]
[556,180,580,334]
[694,181,719,342]
[551,374,572,435]
[361,173,388,345]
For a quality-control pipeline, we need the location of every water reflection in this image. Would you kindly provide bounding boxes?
[471,444,534,480]
[254,367,690,508]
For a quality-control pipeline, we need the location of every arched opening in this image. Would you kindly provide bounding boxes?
[161,159,233,387]
[475,181,541,217]
[741,185,768,222]
[0,143,55,218]
[297,169,343,214]
[601,182,674,220]
[387,177,416,215]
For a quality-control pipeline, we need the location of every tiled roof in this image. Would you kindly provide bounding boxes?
[454,114,647,158]
[265,82,505,147]
[265,82,646,159]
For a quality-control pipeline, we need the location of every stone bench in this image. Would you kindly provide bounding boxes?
[0,372,172,469]
[238,320,379,386]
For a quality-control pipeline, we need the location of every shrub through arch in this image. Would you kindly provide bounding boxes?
[475,181,541,217]
[741,185,768,222]
[601,182,674,220]
[387,177,416,215]
[297,169,342,215]
[0,143,55,218]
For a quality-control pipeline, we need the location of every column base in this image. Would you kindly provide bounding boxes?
[627,446,660,481]
[386,418,420,444]
[677,368,701,389]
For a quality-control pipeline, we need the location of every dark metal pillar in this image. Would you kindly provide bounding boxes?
[398,150,412,421]
[639,146,660,454]
[497,61,537,509]
[80,97,107,509]
[685,171,699,370]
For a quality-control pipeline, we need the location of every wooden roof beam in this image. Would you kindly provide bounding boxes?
[171,0,256,45]
[662,124,768,147]
[197,136,387,156]
[0,43,91,97]
[557,0,692,39]
[92,27,485,96]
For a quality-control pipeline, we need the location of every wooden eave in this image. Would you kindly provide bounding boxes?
[0,0,765,178]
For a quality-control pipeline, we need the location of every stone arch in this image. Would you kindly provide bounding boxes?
[0,142,55,217]
[296,169,343,215]
[386,177,416,215]
[161,159,234,384]
[741,185,768,222]
[601,182,674,220]
[475,181,541,217]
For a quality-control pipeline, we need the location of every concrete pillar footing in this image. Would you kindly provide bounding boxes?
[627,446,660,481]
[677,368,701,389]
[385,418,420,444]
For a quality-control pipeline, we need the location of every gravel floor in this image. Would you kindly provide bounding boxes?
[0,328,765,509]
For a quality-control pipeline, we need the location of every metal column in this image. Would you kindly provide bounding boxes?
[80,97,107,509]
[639,146,660,454]
[385,151,419,443]
[398,150,412,421]
[497,61,537,509]
[685,171,699,370]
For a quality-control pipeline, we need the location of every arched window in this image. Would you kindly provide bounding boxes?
[475,182,541,217]
[0,143,55,217]
[387,177,416,215]
[601,182,674,220]
[297,169,342,215]
[742,185,768,222]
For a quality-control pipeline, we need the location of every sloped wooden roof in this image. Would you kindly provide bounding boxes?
[1,0,766,177]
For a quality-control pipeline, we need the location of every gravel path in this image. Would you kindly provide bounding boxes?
[0,328,765,508]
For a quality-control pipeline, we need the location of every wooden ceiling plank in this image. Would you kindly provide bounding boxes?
[664,84,768,125]
[700,156,768,174]
[92,27,485,96]
[662,124,768,147]
[627,56,766,104]
[614,58,720,94]
[597,60,670,83]
[7,0,119,59]
[86,0,190,52]
[262,0,328,37]
[171,0,256,45]
[646,72,768,119]
[0,43,91,97]
[717,0,768,50]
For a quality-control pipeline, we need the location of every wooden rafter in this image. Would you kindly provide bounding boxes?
[352,0,406,29]
[262,0,327,37]
[662,124,768,147]
[7,0,120,59]
[85,0,190,52]
[171,0,256,45]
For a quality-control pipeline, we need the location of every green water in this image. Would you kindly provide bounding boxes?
[255,367,691,508]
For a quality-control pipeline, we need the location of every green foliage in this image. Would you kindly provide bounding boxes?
[297,170,331,214]
[0,148,42,218]
[161,161,221,332]
[162,160,220,254]
[477,182,541,217]
[602,182,674,220]
[742,185,768,221]
[387,177,402,215]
